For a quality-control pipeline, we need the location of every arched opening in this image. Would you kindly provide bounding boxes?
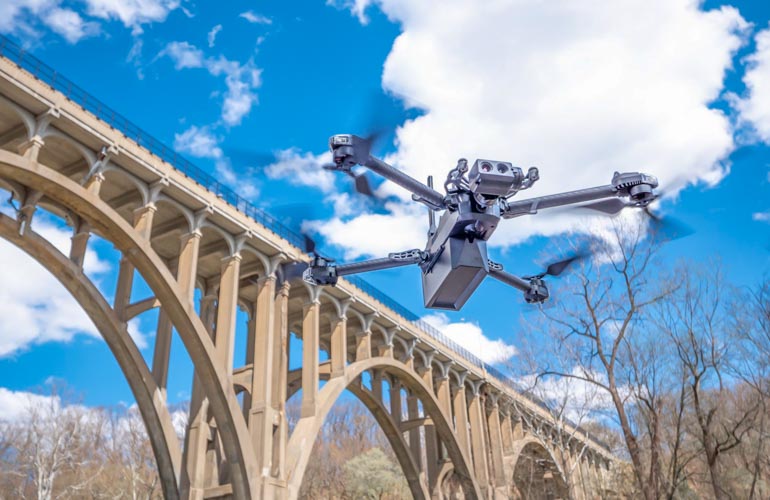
[512,441,569,500]
[0,150,258,498]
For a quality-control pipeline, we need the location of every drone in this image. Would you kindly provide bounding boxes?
[298,134,660,310]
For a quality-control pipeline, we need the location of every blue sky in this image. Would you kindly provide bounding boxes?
[1,0,770,412]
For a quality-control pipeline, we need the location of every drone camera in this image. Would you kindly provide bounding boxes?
[468,159,523,199]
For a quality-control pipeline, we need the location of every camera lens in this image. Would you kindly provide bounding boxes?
[497,163,509,173]
[481,162,492,172]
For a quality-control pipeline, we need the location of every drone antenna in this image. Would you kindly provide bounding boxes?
[427,175,437,237]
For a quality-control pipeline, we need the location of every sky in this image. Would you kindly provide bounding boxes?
[0,0,769,415]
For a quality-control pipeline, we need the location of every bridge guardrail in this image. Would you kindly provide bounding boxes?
[0,34,610,453]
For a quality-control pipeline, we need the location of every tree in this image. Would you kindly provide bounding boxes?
[342,447,407,500]
[654,264,759,499]
[522,219,677,500]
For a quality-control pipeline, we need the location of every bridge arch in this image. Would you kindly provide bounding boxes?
[0,211,182,499]
[285,356,483,500]
[0,150,259,499]
[510,437,569,500]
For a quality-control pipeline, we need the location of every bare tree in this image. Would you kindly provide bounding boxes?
[522,219,676,500]
[6,385,102,500]
[654,264,760,499]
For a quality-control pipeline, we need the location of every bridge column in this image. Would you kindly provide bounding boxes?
[329,308,348,378]
[372,369,384,402]
[451,373,470,459]
[245,274,278,495]
[433,364,452,466]
[500,408,514,456]
[271,281,290,480]
[390,377,402,422]
[487,395,507,490]
[214,254,241,371]
[355,329,372,361]
[417,361,440,492]
[301,296,321,418]
[406,393,423,474]
[468,381,489,494]
[181,289,218,499]
[69,219,91,269]
[152,230,201,395]
[114,204,156,319]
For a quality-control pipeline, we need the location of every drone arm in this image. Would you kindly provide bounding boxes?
[487,262,531,292]
[501,185,618,218]
[335,249,428,277]
[363,156,446,208]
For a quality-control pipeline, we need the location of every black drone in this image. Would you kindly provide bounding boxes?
[299,134,661,310]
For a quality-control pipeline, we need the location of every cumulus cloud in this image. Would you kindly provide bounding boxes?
[737,25,770,143]
[519,367,616,422]
[0,0,98,43]
[0,0,180,42]
[239,11,272,25]
[0,218,103,356]
[265,149,336,193]
[207,24,222,48]
[753,211,770,222]
[0,387,60,421]
[159,41,262,127]
[322,0,748,257]
[42,7,100,43]
[173,125,259,198]
[422,312,516,364]
[326,0,371,25]
[84,0,180,35]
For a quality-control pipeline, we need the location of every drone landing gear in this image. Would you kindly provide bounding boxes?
[303,249,430,287]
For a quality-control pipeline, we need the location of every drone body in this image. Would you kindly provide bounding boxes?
[302,134,660,310]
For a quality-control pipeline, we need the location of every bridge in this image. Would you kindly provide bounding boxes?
[0,35,616,499]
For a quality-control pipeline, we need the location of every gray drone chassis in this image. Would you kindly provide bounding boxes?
[302,134,659,310]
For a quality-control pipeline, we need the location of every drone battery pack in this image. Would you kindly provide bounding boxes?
[422,237,489,310]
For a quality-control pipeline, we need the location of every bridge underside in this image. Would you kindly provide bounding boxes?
[0,42,615,499]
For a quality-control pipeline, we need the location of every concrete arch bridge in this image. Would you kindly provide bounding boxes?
[0,36,616,499]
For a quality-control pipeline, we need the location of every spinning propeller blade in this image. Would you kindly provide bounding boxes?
[643,206,694,241]
[578,198,628,215]
[524,250,590,280]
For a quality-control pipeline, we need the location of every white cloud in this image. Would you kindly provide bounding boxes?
[0,0,180,43]
[326,0,371,25]
[84,0,180,35]
[737,25,770,143]
[0,387,59,421]
[422,312,516,364]
[159,41,262,127]
[265,149,336,193]
[323,0,748,256]
[309,201,426,259]
[159,41,204,70]
[42,7,99,43]
[174,125,259,198]
[207,24,222,48]
[0,217,111,356]
[753,211,770,222]
[174,125,223,160]
[519,367,615,422]
[239,11,272,25]
[0,0,99,43]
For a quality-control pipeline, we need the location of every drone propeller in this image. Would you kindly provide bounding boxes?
[322,162,375,197]
[523,251,589,280]
[572,193,693,242]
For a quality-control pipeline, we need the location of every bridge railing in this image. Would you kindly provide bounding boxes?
[0,34,611,453]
